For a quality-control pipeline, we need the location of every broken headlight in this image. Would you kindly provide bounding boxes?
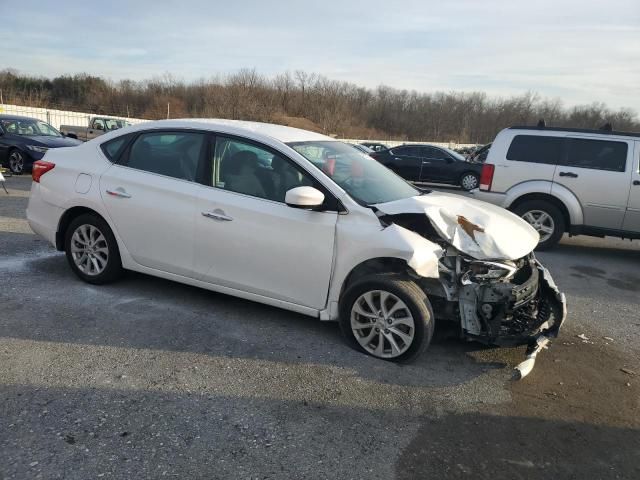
[460,259,517,284]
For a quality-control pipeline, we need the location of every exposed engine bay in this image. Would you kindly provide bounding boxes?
[374,208,567,378]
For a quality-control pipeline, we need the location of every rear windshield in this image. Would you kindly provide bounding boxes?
[506,135,564,165]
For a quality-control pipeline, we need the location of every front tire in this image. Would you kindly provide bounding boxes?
[8,149,25,175]
[459,172,479,191]
[339,274,434,362]
[513,200,565,250]
[64,213,123,284]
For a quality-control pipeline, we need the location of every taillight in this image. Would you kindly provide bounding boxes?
[479,164,495,191]
[32,160,55,183]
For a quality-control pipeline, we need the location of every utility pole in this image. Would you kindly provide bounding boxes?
[167,102,170,119]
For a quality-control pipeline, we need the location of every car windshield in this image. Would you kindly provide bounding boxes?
[288,141,420,205]
[1,119,61,137]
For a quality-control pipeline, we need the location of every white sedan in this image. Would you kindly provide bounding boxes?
[26,119,565,374]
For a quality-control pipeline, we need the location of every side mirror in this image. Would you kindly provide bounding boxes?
[285,186,325,210]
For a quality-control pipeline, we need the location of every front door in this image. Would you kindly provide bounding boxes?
[100,130,206,276]
[385,146,422,181]
[194,135,338,309]
[552,136,632,229]
[622,141,640,232]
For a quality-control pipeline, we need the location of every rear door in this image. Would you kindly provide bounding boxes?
[552,136,631,229]
[99,130,207,277]
[418,147,453,182]
[622,141,640,232]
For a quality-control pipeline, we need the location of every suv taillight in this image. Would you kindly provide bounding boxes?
[32,160,55,183]
[479,164,495,191]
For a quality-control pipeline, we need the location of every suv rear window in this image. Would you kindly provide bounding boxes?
[506,135,564,165]
[563,138,627,172]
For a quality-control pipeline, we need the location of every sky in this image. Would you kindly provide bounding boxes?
[1,0,639,112]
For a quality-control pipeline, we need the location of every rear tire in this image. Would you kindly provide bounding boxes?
[339,274,434,363]
[513,200,565,250]
[64,213,123,284]
[459,172,479,191]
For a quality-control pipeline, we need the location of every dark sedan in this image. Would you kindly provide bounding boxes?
[371,144,482,190]
[0,115,82,174]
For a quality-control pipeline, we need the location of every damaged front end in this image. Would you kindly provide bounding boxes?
[437,251,566,378]
[373,193,567,378]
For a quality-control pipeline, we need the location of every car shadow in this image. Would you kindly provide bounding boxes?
[0,247,509,389]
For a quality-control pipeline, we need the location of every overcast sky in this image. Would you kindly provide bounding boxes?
[1,0,639,112]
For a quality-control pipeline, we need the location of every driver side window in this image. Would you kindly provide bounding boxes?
[212,137,314,203]
[92,119,106,130]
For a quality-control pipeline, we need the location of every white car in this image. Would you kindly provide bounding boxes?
[26,119,566,376]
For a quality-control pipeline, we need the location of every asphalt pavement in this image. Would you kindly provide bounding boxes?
[1,175,638,479]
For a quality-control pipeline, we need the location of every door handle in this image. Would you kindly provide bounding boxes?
[633,180,640,186]
[558,172,578,178]
[106,188,131,198]
[422,161,431,164]
[202,210,233,222]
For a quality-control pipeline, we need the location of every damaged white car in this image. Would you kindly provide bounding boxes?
[26,120,566,377]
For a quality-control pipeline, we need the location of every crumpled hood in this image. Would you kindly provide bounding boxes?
[374,192,539,261]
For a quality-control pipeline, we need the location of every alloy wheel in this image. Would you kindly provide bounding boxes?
[350,290,415,359]
[522,210,555,242]
[70,224,109,276]
[9,151,24,174]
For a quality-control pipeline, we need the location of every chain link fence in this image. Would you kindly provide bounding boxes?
[0,104,146,131]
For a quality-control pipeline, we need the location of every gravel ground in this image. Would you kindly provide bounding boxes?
[1,175,638,479]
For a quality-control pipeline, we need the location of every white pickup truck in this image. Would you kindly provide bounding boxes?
[60,117,132,141]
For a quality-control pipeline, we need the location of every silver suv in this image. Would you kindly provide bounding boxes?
[474,126,640,249]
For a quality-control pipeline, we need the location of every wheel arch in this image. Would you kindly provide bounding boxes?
[338,257,415,302]
[56,206,110,251]
[508,193,572,232]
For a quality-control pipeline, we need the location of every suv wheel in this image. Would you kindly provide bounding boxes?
[460,172,479,191]
[339,274,434,362]
[513,200,565,250]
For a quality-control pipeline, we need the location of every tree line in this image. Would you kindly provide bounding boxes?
[1,68,637,143]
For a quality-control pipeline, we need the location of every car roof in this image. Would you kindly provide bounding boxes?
[123,118,334,144]
[509,126,640,140]
[0,114,42,121]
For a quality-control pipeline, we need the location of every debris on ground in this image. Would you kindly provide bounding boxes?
[603,336,614,342]
[620,368,636,376]
[576,334,589,341]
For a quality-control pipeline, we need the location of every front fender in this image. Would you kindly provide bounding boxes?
[322,217,443,320]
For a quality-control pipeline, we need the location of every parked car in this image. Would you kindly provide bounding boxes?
[360,142,388,152]
[468,143,491,163]
[350,143,375,155]
[474,126,640,249]
[60,116,132,141]
[0,115,82,174]
[371,144,483,190]
[26,119,565,376]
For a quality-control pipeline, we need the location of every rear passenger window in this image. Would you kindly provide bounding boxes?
[126,132,205,181]
[101,135,131,161]
[506,135,563,165]
[563,138,627,172]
